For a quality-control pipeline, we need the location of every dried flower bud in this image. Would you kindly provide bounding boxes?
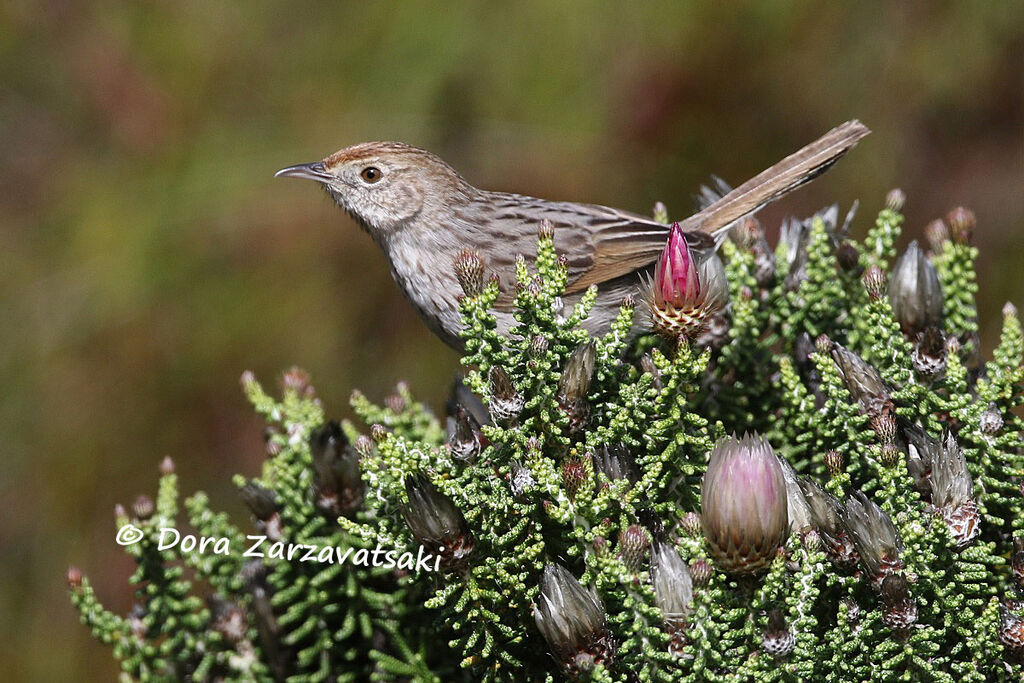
[999,604,1024,652]
[861,264,887,300]
[841,598,861,623]
[946,206,975,245]
[127,604,147,639]
[879,574,917,631]
[924,219,950,253]
[980,404,1004,435]
[831,343,892,418]
[904,424,936,498]
[799,478,858,568]
[447,404,482,462]
[889,240,943,337]
[402,473,473,567]
[488,366,523,422]
[1012,537,1024,589]
[530,334,550,357]
[538,219,555,241]
[912,326,947,377]
[533,564,613,675]
[762,609,795,658]
[885,188,906,212]
[814,333,833,355]
[558,341,596,431]
[870,414,898,444]
[701,434,789,574]
[454,249,486,297]
[931,433,980,547]
[842,491,904,581]
[879,443,902,467]
[510,461,535,497]
[824,450,844,476]
[690,558,713,586]
[310,421,364,516]
[131,495,154,520]
[652,201,669,224]
[650,540,693,622]
[562,457,588,499]
[370,424,388,442]
[777,455,813,533]
[640,354,663,391]
[836,240,862,273]
[644,223,724,338]
[354,435,374,457]
[239,482,278,522]
[208,596,246,644]
[618,525,650,572]
[695,306,732,351]
[384,389,407,414]
[592,445,640,486]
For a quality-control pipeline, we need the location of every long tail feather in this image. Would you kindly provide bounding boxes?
[680,120,871,244]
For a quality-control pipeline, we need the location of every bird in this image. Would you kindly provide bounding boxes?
[276,121,870,349]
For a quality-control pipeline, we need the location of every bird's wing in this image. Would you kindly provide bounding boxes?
[487,120,870,302]
[476,194,671,309]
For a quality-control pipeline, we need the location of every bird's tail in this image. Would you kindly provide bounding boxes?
[681,120,871,248]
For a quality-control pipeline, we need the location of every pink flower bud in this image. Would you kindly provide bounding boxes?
[701,434,789,574]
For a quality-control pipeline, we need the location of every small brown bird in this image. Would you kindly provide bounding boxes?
[277,121,869,348]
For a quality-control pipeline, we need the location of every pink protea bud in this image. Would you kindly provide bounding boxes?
[701,434,790,574]
[533,564,614,675]
[644,223,726,339]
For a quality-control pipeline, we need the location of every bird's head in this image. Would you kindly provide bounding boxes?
[276,141,466,239]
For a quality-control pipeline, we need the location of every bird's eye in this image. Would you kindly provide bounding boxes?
[360,166,382,183]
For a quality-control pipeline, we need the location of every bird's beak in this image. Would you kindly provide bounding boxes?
[275,161,333,182]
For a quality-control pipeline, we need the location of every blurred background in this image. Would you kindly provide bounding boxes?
[2,1,1022,678]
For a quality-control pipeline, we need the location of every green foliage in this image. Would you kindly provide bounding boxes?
[72,197,1024,681]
